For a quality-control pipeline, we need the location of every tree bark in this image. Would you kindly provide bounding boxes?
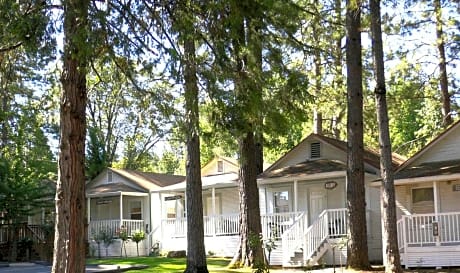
[345,0,370,269]
[231,131,264,268]
[434,0,452,127]
[369,0,403,272]
[52,0,89,272]
[183,23,208,273]
[229,2,265,267]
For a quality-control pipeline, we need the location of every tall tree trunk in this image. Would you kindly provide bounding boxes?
[52,0,89,272]
[434,0,452,127]
[345,0,370,269]
[183,23,208,273]
[232,131,264,268]
[332,0,344,138]
[229,2,265,267]
[369,0,403,272]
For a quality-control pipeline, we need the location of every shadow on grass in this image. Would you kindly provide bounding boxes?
[86,256,246,273]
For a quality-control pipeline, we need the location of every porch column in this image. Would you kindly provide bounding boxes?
[87,197,91,222]
[293,180,298,212]
[433,181,440,246]
[212,187,216,215]
[212,187,216,236]
[433,181,439,217]
[120,192,123,227]
[86,197,91,240]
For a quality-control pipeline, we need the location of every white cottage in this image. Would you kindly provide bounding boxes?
[155,135,405,267]
[372,120,460,268]
[85,168,184,257]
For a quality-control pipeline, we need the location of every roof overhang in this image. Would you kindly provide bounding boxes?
[370,173,460,187]
[86,191,149,198]
[258,171,347,185]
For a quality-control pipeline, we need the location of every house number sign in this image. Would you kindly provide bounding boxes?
[324,181,338,190]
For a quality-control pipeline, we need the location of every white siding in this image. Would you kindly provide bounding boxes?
[439,180,460,213]
[219,188,239,214]
[412,128,460,165]
[88,239,148,258]
[259,187,266,214]
[150,192,162,235]
[274,139,348,170]
[404,246,460,267]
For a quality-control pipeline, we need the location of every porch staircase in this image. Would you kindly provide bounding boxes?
[281,208,348,267]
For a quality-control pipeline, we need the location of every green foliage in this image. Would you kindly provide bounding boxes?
[131,230,146,257]
[0,102,56,227]
[92,226,115,258]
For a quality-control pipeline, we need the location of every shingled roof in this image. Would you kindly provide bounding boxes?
[263,133,405,178]
[313,134,405,169]
[109,168,185,190]
[259,159,346,179]
[394,159,460,180]
[86,182,145,195]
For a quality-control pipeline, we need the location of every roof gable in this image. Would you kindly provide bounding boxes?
[201,156,239,176]
[86,168,185,194]
[397,119,460,171]
[262,133,404,178]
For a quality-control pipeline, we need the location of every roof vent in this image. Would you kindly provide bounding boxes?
[310,142,321,158]
[107,170,113,183]
[217,160,224,173]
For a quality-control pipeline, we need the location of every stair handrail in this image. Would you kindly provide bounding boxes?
[281,211,306,266]
[302,210,330,263]
[26,225,46,243]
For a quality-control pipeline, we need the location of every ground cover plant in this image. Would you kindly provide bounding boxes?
[86,257,252,273]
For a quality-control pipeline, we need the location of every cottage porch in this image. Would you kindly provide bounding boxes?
[397,211,460,268]
[158,208,348,266]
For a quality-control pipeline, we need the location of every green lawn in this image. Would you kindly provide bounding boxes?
[86,257,254,273]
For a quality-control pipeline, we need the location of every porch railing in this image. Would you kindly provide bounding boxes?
[303,208,348,263]
[281,212,306,265]
[261,212,303,239]
[0,223,48,243]
[161,211,304,239]
[398,212,460,246]
[88,219,145,239]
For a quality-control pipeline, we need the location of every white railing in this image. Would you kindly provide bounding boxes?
[204,214,239,236]
[162,212,303,239]
[399,212,460,246]
[261,212,303,239]
[0,224,48,243]
[281,212,306,265]
[303,209,347,261]
[88,219,145,239]
[397,218,405,253]
[162,217,187,238]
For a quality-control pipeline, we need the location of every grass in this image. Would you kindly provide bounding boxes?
[87,256,254,273]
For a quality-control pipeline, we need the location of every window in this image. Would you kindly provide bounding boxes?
[274,191,290,213]
[107,170,113,183]
[217,160,224,172]
[130,201,142,220]
[412,187,434,214]
[310,142,321,158]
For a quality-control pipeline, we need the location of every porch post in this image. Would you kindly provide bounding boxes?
[433,181,439,217]
[212,187,216,215]
[86,196,91,239]
[433,181,440,246]
[120,192,123,227]
[293,180,298,212]
[212,187,216,236]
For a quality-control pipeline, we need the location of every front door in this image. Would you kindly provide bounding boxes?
[309,189,326,224]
